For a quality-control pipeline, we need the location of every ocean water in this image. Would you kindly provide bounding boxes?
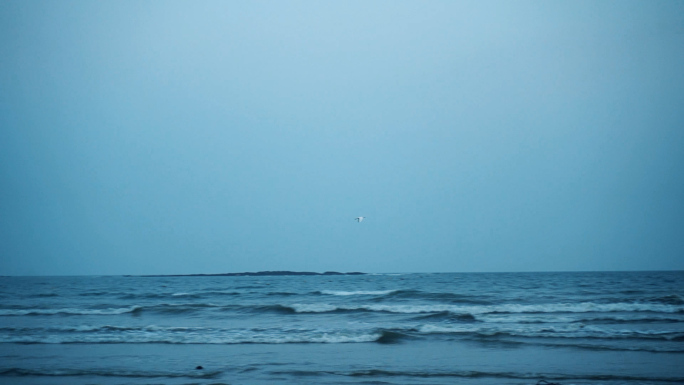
[0,271,683,385]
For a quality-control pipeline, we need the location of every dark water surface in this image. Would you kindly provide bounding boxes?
[1,271,682,384]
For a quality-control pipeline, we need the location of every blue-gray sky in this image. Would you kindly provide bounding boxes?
[1,1,683,275]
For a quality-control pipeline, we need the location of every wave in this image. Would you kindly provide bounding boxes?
[409,311,478,322]
[118,291,242,300]
[0,306,142,316]
[0,327,393,345]
[269,369,684,383]
[3,300,683,318]
[502,339,684,353]
[590,294,684,306]
[646,295,684,305]
[478,314,684,324]
[239,304,298,314]
[30,293,59,298]
[232,285,264,289]
[281,302,684,315]
[575,315,684,324]
[0,367,221,379]
[315,289,492,304]
[138,303,224,315]
[377,289,493,304]
[0,325,210,333]
[0,303,227,316]
[264,291,299,297]
[79,291,121,297]
[417,324,684,341]
[438,335,684,353]
[5,322,681,343]
[5,316,682,348]
[0,303,301,317]
[375,330,413,344]
[116,289,306,300]
[318,290,397,296]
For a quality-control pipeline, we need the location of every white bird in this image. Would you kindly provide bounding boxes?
[355,217,365,222]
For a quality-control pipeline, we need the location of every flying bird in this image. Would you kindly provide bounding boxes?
[355,217,365,222]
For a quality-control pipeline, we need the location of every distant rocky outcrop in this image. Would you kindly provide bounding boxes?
[133,271,366,277]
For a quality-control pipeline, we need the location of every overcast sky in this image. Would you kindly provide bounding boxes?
[1,1,683,275]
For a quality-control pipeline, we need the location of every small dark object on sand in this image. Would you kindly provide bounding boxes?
[536,381,561,385]
[195,366,203,370]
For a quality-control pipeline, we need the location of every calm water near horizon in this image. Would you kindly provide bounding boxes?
[1,271,683,385]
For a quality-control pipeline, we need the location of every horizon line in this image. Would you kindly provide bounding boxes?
[2,269,683,277]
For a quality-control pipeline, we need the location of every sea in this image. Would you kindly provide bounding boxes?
[0,271,683,385]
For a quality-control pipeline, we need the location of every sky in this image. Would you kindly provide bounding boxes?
[1,1,683,275]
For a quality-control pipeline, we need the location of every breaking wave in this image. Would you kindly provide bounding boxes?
[0,326,403,345]
[416,324,684,341]
[282,302,684,315]
[4,300,683,319]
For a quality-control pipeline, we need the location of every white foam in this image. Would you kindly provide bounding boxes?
[416,323,684,340]
[477,314,585,324]
[0,327,383,345]
[284,302,684,315]
[321,290,396,296]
